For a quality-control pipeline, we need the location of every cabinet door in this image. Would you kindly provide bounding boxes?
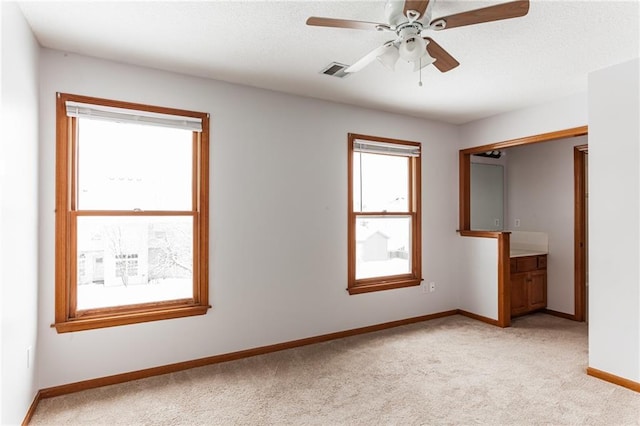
[528,270,547,310]
[510,272,528,315]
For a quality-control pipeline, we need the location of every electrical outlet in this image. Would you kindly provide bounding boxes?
[429,282,436,293]
[422,282,429,293]
[515,219,521,228]
[494,218,500,227]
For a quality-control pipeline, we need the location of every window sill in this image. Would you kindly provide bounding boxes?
[348,278,422,295]
[53,304,210,333]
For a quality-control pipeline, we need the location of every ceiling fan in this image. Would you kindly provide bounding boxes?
[306,0,530,74]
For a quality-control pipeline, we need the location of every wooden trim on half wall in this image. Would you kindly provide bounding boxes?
[497,232,511,328]
[455,231,510,328]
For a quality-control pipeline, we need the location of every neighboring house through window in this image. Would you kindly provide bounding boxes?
[54,93,210,332]
[347,133,422,294]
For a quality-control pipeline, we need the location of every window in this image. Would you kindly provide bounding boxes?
[347,133,422,294]
[55,93,210,332]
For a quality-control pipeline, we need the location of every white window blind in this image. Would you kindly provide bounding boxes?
[66,101,202,132]
[353,139,420,157]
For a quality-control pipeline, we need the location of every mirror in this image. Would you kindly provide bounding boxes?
[470,163,504,230]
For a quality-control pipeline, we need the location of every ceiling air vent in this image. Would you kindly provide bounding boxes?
[320,62,350,78]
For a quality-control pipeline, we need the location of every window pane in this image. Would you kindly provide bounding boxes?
[355,216,412,279]
[353,152,408,212]
[76,215,193,310]
[77,119,193,211]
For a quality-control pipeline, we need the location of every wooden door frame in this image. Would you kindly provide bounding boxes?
[459,125,588,324]
[574,145,588,321]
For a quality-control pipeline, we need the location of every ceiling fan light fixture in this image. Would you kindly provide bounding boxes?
[377,45,400,70]
[398,34,426,62]
[413,44,436,71]
[413,55,435,71]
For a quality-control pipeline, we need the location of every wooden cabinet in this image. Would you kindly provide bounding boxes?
[510,255,547,317]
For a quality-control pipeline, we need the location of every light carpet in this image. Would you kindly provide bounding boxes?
[30,313,640,425]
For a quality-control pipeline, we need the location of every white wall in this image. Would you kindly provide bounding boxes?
[1,2,40,424]
[460,92,588,149]
[37,49,461,388]
[457,238,499,320]
[505,136,587,315]
[588,58,640,382]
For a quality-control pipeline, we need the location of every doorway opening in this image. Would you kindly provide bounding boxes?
[459,126,588,325]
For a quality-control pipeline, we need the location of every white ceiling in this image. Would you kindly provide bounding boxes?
[18,0,640,124]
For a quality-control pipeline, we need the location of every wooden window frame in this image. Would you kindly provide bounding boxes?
[347,133,422,295]
[54,93,210,332]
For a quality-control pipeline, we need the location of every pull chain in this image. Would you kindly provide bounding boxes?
[418,57,423,87]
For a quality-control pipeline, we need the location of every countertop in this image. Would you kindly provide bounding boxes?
[510,249,548,258]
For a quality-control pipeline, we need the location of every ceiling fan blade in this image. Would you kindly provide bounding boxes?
[306,17,391,31]
[403,0,430,20]
[424,38,459,73]
[430,0,529,30]
[345,42,396,73]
